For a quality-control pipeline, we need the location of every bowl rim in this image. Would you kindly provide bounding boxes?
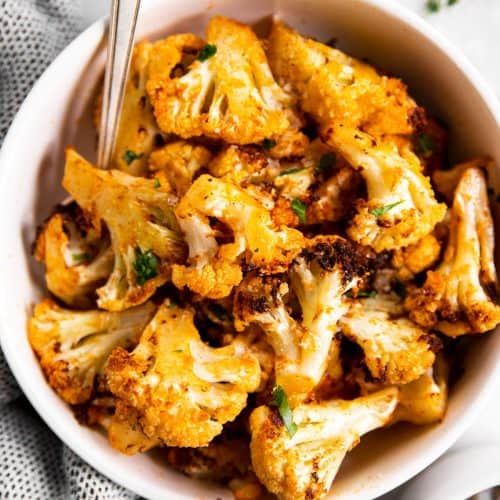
[1,1,500,499]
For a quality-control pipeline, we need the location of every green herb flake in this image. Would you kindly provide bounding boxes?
[72,252,91,263]
[316,152,336,174]
[447,0,458,5]
[291,199,307,224]
[369,200,403,218]
[270,385,298,437]
[278,167,305,176]
[154,178,161,189]
[393,278,407,299]
[134,248,159,286]
[426,0,441,12]
[173,349,183,353]
[343,290,353,298]
[416,133,435,157]
[208,303,232,321]
[168,299,179,309]
[262,138,277,150]
[123,149,144,165]
[358,290,377,298]
[198,43,217,62]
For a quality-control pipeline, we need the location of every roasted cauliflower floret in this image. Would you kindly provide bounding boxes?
[323,126,446,251]
[392,234,441,281]
[406,167,500,336]
[28,299,155,404]
[146,17,305,148]
[148,140,212,196]
[267,21,418,138]
[339,302,438,385]
[250,388,398,500]
[234,236,369,395]
[106,300,261,448]
[171,174,304,298]
[34,204,113,308]
[63,149,186,311]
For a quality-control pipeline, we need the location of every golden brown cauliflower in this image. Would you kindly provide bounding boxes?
[392,234,441,281]
[148,140,212,197]
[28,299,155,404]
[234,235,370,396]
[406,167,500,336]
[34,203,113,308]
[249,388,398,500]
[323,126,446,251]
[171,174,304,299]
[339,302,438,385]
[106,300,261,448]
[267,21,418,138]
[146,17,306,150]
[63,149,186,311]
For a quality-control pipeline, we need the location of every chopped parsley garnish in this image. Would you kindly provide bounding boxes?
[426,0,441,12]
[262,138,277,150]
[291,198,307,224]
[344,290,376,299]
[415,133,435,157]
[270,385,297,437]
[168,299,179,308]
[198,43,217,61]
[369,201,403,218]
[448,0,458,4]
[123,149,144,165]
[154,178,161,188]
[393,278,407,299]
[316,152,336,174]
[278,167,305,176]
[72,252,91,263]
[172,349,183,353]
[134,248,159,286]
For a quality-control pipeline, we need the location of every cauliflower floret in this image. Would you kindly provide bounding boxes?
[406,167,500,336]
[63,149,186,311]
[339,302,438,385]
[267,21,418,138]
[433,156,494,203]
[146,17,306,149]
[323,125,446,251]
[34,204,113,308]
[249,388,398,500]
[106,300,261,448]
[28,299,155,404]
[171,174,304,298]
[392,234,441,281]
[234,236,370,395]
[148,140,212,197]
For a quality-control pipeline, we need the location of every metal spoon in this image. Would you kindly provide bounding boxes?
[97,0,142,169]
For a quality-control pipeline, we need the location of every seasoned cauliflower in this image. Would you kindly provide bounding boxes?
[234,236,370,395]
[267,21,418,138]
[323,125,446,251]
[28,299,155,404]
[63,149,186,311]
[171,174,304,298]
[339,302,438,385]
[106,300,261,448]
[250,388,398,500]
[146,17,306,149]
[392,234,441,281]
[34,203,113,308]
[406,167,500,336]
[148,140,212,196]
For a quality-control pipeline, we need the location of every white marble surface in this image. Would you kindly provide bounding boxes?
[77,1,500,498]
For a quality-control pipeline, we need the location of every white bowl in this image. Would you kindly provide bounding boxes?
[1,1,500,499]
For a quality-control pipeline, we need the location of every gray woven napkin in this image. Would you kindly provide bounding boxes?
[0,2,138,498]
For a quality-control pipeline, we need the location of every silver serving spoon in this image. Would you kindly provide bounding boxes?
[97,0,142,169]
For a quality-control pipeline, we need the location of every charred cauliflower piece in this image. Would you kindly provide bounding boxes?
[34,204,113,308]
[106,300,261,448]
[148,140,212,197]
[392,234,441,281]
[234,236,369,395]
[28,299,155,404]
[339,302,438,385]
[324,126,446,251]
[267,21,418,138]
[250,388,398,500]
[63,149,186,311]
[171,174,304,299]
[406,167,500,336]
[146,17,305,149]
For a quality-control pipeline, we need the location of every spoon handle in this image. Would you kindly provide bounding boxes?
[97,0,141,169]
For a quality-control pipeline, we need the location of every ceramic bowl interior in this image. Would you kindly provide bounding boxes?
[1,1,500,499]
